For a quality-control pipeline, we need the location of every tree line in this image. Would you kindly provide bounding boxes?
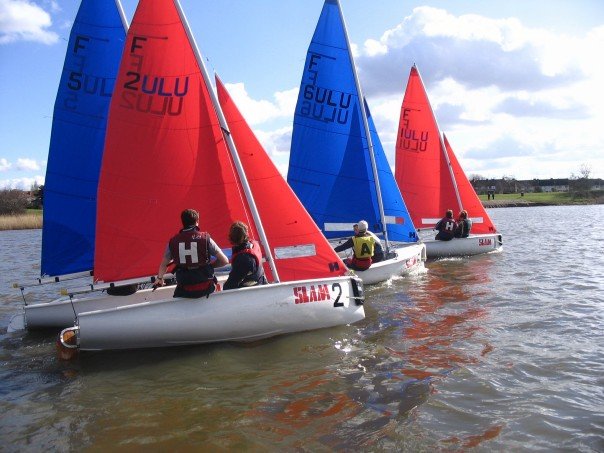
[470,164,602,199]
[0,184,43,215]
[1,162,601,216]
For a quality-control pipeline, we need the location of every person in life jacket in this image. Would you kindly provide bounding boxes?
[454,210,472,238]
[334,220,380,271]
[223,221,268,290]
[155,209,229,298]
[434,209,457,241]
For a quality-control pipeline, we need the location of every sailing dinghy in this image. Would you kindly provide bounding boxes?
[58,0,364,352]
[287,0,426,285]
[394,65,503,258]
[10,0,128,332]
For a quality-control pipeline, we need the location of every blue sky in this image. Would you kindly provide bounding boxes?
[1,0,603,189]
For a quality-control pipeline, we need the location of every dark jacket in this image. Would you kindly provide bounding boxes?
[435,217,457,241]
[224,241,267,290]
[454,219,472,238]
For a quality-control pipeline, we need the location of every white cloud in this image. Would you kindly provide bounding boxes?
[237,6,604,180]
[224,83,297,126]
[15,158,42,171]
[346,6,604,179]
[0,0,59,45]
[0,175,44,190]
[363,39,387,57]
[254,126,292,157]
[0,158,11,171]
[44,0,60,13]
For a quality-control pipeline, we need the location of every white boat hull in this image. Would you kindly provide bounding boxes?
[329,238,427,285]
[61,276,365,351]
[23,285,177,330]
[424,234,503,258]
[334,241,426,285]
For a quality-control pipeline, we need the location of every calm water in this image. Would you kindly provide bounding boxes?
[1,205,603,451]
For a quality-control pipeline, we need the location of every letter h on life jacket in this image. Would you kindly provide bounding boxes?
[179,242,199,264]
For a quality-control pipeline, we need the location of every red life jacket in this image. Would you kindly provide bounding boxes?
[168,227,215,297]
[169,227,210,269]
[231,240,262,265]
[230,240,265,285]
[349,255,372,270]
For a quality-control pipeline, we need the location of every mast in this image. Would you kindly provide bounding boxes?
[335,0,391,252]
[114,0,129,30]
[414,64,463,212]
[173,0,280,282]
[441,132,463,211]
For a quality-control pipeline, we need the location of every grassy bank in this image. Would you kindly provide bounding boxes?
[0,210,42,231]
[479,191,603,206]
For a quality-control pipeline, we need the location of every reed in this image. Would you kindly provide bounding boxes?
[0,212,43,231]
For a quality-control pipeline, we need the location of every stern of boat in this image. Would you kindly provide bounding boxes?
[349,274,364,306]
[57,326,80,360]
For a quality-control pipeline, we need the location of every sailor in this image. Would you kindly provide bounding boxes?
[354,222,385,262]
[334,220,380,270]
[223,221,268,290]
[454,210,472,238]
[434,209,457,241]
[155,208,229,298]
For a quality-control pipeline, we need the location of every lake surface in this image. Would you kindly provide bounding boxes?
[1,205,603,451]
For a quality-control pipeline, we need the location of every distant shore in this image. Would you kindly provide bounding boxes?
[483,199,554,208]
[0,196,602,231]
[0,212,42,231]
[481,193,603,208]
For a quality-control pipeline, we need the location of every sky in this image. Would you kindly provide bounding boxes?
[1,0,603,190]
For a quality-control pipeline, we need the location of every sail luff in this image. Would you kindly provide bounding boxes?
[172,0,280,282]
[413,65,463,212]
[334,0,391,250]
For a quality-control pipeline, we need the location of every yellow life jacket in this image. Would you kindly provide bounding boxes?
[352,234,375,259]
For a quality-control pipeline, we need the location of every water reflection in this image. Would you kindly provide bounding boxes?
[228,255,498,449]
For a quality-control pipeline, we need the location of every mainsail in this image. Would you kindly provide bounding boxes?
[94,0,348,283]
[217,78,347,281]
[41,0,127,277]
[395,65,497,234]
[94,0,252,282]
[287,0,417,243]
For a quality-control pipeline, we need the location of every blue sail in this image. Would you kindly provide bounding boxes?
[287,0,417,242]
[41,0,127,277]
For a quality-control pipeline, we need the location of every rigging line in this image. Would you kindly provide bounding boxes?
[69,293,78,325]
[19,287,27,306]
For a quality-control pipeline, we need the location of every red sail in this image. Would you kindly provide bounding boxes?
[395,65,460,229]
[444,134,497,234]
[94,0,252,282]
[216,77,347,281]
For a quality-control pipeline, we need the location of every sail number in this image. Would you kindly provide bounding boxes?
[397,108,429,152]
[299,53,352,124]
[63,35,114,110]
[293,282,344,308]
[119,36,189,116]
